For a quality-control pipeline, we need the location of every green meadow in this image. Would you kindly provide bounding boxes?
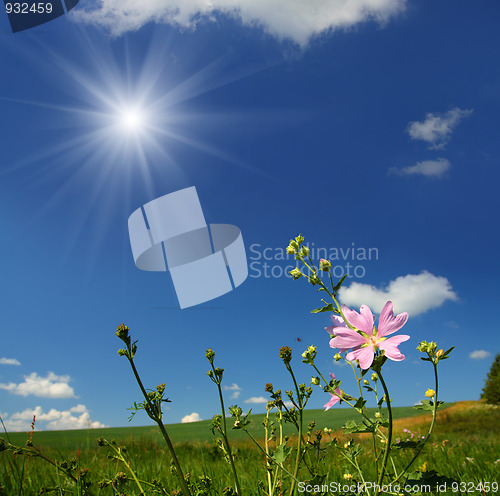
[1,402,499,495]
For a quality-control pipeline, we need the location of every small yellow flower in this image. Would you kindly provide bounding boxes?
[425,389,435,398]
[343,474,352,480]
[375,412,382,418]
[436,349,443,358]
[418,461,428,472]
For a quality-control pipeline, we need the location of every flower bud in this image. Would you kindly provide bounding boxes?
[371,373,378,381]
[279,346,292,364]
[289,268,303,280]
[286,245,296,255]
[436,349,443,358]
[311,376,320,386]
[343,474,352,480]
[334,353,342,361]
[205,349,215,362]
[319,258,332,271]
[116,324,130,342]
[425,389,435,398]
[363,379,369,385]
[299,246,310,257]
[295,235,304,245]
[375,412,381,418]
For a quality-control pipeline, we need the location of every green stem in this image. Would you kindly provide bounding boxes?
[287,364,303,496]
[393,362,439,484]
[113,446,145,495]
[216,380,242,496]
[127,357,192,496]
[375,369,393,492]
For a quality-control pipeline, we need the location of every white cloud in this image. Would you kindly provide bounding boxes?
[388,158,451,178]
[223,383,242,399]
[2,405,107,432]
[469,350,491,360]
[73,0,406,46]
[0,357,21,365]
[407,107,473,149]
[339,271,458,316]
[244,396,268,404]
[181,412,202,423]
[0,372,77,398]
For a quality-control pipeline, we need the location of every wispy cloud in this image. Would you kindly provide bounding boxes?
[73,0,407,46]
[0,372,77,398]
[469,350,491,360]
[2,405,106,432]
[244,396,268,404]
[407,107,473,149]
[388,158,451,178]
[0,357,21,366]
[223,383,242,399]
[339,271,458,316]
[181,412,202,423]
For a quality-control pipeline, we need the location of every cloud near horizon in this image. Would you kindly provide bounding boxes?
[339,271,458,316]
[181,412,202,423]
[407,107,473,149]
[244,396,268,404]
[388,158,451,178]
[0,357,21,365]
[72,0,407,45]
[2,405,107,432]
[223,383,242,399]
[0,372,77,398]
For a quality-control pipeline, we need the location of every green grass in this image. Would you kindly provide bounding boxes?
[1,402,498,496]
[4,405,435,450]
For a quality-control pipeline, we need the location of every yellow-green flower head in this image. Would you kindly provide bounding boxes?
[425,389,435,398]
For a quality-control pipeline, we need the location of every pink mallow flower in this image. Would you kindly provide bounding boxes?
[324,373,342,411]
[329,301,410,370]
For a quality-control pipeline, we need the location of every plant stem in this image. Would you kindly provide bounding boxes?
[216,380,242,496]
[393,362,439,484]
[375,369,393,493]
[127,357,192,496]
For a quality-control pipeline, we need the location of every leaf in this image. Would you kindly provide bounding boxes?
[342,419,375,434]
[393,439,425,450]
[413,399,435,412]
[271,442,292,465]
[332,274,348,293]
[311,303,334,314]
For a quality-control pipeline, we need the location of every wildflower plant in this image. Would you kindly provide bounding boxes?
[286,234,456,494]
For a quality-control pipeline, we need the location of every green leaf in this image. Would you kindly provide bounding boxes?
[413,399,434,411]
[311,303,334,313]
[342,419,375,434]
[271,442,292,465]
[332,274,348,293]
[393,439,425,450]
[354,397,367,411]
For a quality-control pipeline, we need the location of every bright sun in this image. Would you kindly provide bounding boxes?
[118,107,146,133]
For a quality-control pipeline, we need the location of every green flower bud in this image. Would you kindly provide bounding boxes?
[311,376,320,386]
[334,353,342,361]
[299,246,310,257]
[371,373,378,382]
[295,235,304,245]
[205,349,215,362]
[289,268,303,280]
[279,346,292,364]
[363,379,369,385]
[319,258,332,271]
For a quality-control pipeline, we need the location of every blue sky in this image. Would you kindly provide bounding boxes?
[0,0,499,432]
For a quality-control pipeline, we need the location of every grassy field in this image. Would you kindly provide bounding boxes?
[4,405,436,449]
[1,401,498,495]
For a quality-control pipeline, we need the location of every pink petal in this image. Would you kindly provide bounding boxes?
[342,304,374,334]
[325,314,348,336]
[378,301,409,337]
[330,329,367,351]
[324,389,342,411]
[347,345,375,370]
[378,335,410,361]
